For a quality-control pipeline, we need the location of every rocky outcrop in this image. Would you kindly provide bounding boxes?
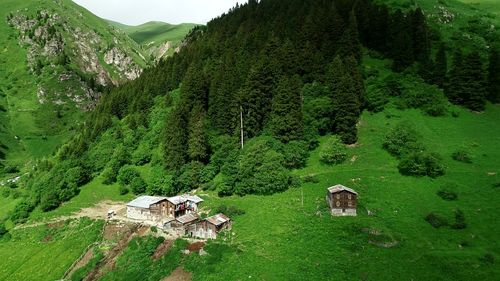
[7,8,146,110]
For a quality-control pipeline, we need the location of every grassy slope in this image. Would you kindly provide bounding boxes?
[0,218,104,281]
[460,0,500,15]
[108,20,196,47]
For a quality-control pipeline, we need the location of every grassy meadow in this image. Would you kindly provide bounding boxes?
[0,218,104,281]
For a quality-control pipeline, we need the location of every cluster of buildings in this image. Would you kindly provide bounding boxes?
[123,184,357,240]
[126,194,231,239]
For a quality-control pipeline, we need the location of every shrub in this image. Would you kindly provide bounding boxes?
[398,151,445,178]
[130,177,147,194]
[425,212,449,228]
[319,136,347,164]
[1,188,10,198]
[452,150,472,163]
[119,185,129,195]
[480,253,496,264]
[40,190,60,212]
[451,209,467,229]
[117,166,140,186]
[0,223,7,238]
[65,166,90,187]
[303,174,320,183]
[11,200,35,223]
[174,161,204,193]
[214,205,245,217]
[383,122,423,158]
[437,184,458,201]
[281,141,309,169]
[4,165,19,173]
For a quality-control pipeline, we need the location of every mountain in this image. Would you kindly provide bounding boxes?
[108,20,197,61]
[0,0,149,165]
[0,0,499,280]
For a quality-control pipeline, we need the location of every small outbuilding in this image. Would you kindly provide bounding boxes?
[126,196,169,222]
[190,213,232,239]
[326,184,358,216]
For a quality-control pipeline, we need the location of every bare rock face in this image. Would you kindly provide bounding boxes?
[7,8,146,110]
[104,47,142,80]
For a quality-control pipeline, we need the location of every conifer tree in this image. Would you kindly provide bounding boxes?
[411,8,430,63]
[488,47,500,103]
[336,10,362,62]
[181,63,208,111]
[388,10,414,71]
[327,57,361,144]
[433,43,448,88]
[446,50,465,105]
[164,106,189,171]
[462,52,487,111]
[270,75,303,143]
[188,104,209,162]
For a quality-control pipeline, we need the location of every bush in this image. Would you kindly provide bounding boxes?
[1,188,10,198]
[425,212,449,228]
[119,185,129,195]
[117,166,140,186]
[398,151,446,178]
[130,177,147,194]
[174,161,204,193]
[40,190,60,212]
[281,141,309,169]
[319,136,347,164]
[452,150,472,163]
[480,253,496,264]
[383,122,423,158]
[451,209,467,229]
[0,223,7,238]
[214,205,245,217]
[437,185,458,201]
[303,174,319,183]
[64,166,90,187]
[3,165,19,173]
[11,200,35,223]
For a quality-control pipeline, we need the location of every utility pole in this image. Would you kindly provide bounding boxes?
[240,105,244,149]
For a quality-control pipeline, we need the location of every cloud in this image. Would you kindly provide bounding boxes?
[72,0,246,25]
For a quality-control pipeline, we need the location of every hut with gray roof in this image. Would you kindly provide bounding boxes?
[126,194,204,222]
[326,184,358,216]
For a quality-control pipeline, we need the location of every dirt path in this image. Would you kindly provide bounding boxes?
[15,200,126,230]
[152,239,174,261]
[162,267,192,281]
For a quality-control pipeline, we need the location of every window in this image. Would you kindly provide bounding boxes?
[348,194,352,200]
[348,201,352,207]
[336,201,340,207]
[336,194,340,199]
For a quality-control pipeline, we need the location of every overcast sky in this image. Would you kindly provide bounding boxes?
[72,0,247,25]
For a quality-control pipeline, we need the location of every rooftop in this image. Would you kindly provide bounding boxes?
[126,196,168,209]
[167,194,204,205]
[176,213,199,224]
[206,213,230,226]
[327,184,358,195]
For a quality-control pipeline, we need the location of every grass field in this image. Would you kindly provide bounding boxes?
[0,218,104,281]
[460,0,500,15]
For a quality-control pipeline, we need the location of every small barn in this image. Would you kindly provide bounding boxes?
[190,213,232,239]
[126,196,169,222]
[326,184,358,216]
[163,213,200,236]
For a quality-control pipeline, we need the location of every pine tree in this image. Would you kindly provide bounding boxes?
[488,47,500,103]
[446,50,465,105]
[388,10,414,71]
[270,75,303,143]
[433,43,448,88]
[336,10,362,62]
[188,104,209,162]
[164,106,189,171]
[462,52,487,111]
[327,57,361,144]
[411,8,430,63]
[181,63,208,111]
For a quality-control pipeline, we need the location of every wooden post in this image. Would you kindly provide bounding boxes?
[240,105,244,149]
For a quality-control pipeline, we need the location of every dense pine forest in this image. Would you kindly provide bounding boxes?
[5,0,499,221]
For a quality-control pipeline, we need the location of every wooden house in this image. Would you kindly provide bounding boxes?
[163,213,200,236]
[126,196,169,222]
[166,195,204,218]
[190,213,232,239]
[326,185,358,216]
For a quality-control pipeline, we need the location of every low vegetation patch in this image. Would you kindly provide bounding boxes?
[452,149,473,163]
[425,212,449,228]
[319,135,348,164]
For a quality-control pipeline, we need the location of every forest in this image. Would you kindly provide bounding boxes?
[4,0,499,224]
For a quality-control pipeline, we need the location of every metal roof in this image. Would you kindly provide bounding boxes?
[167,194,204,205]
[176,213,199,224]
[206,213,230,226]
[126,196,168,209]
[327,184,358,195]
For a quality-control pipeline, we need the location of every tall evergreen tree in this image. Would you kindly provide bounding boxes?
[270,75,303,143]
[327,56,361,144]
[411,8,430,63]
[488,47,500,103]
[336,10,362,62]
[446,50,465,105]
[188,104,209,162]
[462,52,487,111]
[181,63,208,111]
[388,10,414,71]
[433,43,448,88]
[164,106,189,171]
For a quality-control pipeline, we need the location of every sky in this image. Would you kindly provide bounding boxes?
[72,0,247,25]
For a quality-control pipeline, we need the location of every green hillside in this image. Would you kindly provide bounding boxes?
[0,0,499,280]
[0,0,148,168]
[108,20,196,60]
